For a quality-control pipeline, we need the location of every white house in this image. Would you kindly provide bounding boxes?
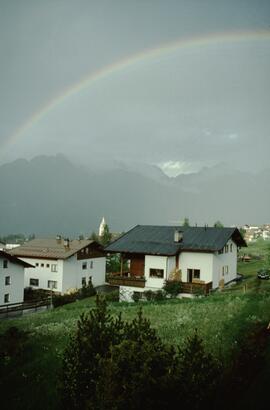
[105,225,247,301]
[9,236,106,294]
[0,250,34,305]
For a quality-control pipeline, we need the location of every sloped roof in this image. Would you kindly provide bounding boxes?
[9,238,95,260]
[105,225,247,256]
[0,250,34,268]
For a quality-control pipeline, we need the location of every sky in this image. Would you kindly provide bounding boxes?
[0,0,270,176]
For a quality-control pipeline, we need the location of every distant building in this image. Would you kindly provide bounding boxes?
[9,236,106,294]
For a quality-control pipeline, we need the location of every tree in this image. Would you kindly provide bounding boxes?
[239,227,246,237]
[213,220,224,228]
[183,217,190,227]
[100,224,112,246]
[89,231,99,242]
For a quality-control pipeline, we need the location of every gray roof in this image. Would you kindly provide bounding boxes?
[0,250,34,268]
[105,225,247,256]
[9,238,95,260]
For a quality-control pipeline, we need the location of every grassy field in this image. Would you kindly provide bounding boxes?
[1,242,270,409]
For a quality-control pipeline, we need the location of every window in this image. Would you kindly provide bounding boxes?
[30,278,39,286]
[48,280,57,289]
[82,262,87,270]
[51,264,57,272]
[5,276,11,286]
[187,269,201,281]
[230,244,233,252]
[41,263,44,267]
[3,259,8,268]
[46,264,50,268]
[149,268,164,278]
[4,294,10,303]
[90,261,93,269]
[225,245,229,253]
[82,277,86,286]
[222,266,229,276]
[35,263,39,267]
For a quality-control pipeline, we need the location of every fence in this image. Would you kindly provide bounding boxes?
[0,298,51,318]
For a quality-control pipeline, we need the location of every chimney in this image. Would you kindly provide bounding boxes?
[174,230,183,243]
[64,238,70,248]
[56,235,62,243]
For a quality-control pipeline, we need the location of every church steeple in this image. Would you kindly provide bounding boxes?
[99,217,106,237]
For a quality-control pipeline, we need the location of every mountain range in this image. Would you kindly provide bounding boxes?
[0,154,269,236]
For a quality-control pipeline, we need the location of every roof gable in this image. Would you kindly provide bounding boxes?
[0,250,34,268]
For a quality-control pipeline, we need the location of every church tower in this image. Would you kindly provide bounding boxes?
[99,217,106,237]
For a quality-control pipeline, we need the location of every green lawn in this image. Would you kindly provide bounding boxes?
[1,243,270,410]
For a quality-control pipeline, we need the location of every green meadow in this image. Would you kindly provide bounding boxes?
[1,241,270,410]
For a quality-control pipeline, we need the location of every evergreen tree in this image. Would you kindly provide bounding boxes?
[100,224,112,246]
[213,220,224,228]
[183,217,190,227]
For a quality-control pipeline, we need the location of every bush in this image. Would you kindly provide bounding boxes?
[104,290,119,302]
[132,291,142,303]
[79,279,96,299]
[24,287,51,301]
[143,290,166,302]
[52,293,78,308]
[163,280,182,297]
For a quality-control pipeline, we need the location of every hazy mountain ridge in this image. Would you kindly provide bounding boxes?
[0,155,269,236]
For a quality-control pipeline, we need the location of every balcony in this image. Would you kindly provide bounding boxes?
[180,281,212,295]
[107,273,146,288]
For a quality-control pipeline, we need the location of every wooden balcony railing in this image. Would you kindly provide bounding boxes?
[107,274,146,288]
[180,281,212,295]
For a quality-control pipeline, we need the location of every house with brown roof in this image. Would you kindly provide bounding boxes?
[9,236,106,294]
[0,250,34,305]
[105,225,246,301]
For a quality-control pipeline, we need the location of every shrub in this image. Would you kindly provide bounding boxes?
[24,287,51,301]
[132,291,142,303]
[52,293,77,308]
[163,280,182,297]
[79,279,96,299]
[104,290,119,302]
[143,290,166,302]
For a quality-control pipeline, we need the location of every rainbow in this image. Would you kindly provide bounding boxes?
[3,29,270,151]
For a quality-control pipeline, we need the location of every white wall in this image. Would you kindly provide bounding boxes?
[179,252,214,283]
[212,239,237,288]
[62,256,106,293]
[167,256,176,278]
[0,257,25,304]
[179,239,238,289]
[144,255,168,289]
[22,255,106,294]
[22,258,64,292]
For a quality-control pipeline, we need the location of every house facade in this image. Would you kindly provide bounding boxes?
[0,250,33,305]
[9,237,106,294]
[105,225,246,301]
